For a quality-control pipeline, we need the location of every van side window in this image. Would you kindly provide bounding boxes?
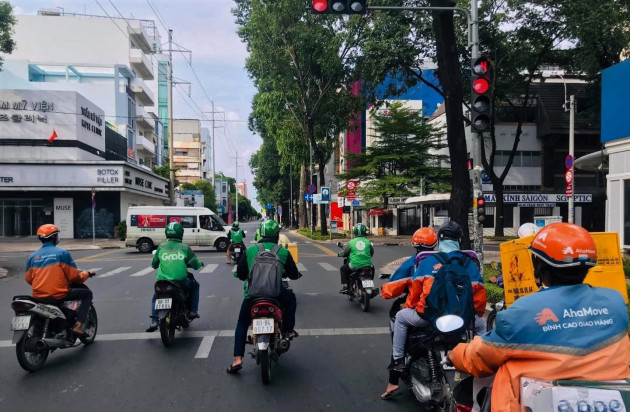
[167,216,197,228]
[210,215,225,230]
[130,215,138,227]
[200,215,211,230]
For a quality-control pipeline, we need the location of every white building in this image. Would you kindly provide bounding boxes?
[172,119,207,185]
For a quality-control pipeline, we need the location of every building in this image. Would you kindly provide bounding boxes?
[214,175,231,221]
[172,119,207,185]
[0,89,169,238]
[236,179,248,198]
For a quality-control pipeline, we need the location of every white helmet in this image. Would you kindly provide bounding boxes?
[517,222,539,238]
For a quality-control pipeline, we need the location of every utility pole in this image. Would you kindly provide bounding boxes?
[232,153,242,222]
[168,29,175,205]
[211,101,216,189]
[568,95,575,224]
[289,162,293,227]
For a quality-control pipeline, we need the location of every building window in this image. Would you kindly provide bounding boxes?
[493,151,541,167]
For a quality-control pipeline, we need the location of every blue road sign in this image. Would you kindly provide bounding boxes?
[352,200,360,206]
[565,154,574,169]
[265,203,272,210]
[303,193,313,202]
[481,170,490,184]
[321,186,330,201]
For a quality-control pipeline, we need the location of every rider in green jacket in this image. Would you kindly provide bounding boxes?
[338,223,374,294]
[146,222,203,332]
[226,221,246,264]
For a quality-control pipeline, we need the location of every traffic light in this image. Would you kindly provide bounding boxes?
[470,56,492,133]
[311,0,367,14]
[477,197,486,223]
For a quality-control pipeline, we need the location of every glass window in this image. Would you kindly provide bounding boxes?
[168,215,196,228]
[531,151,541,167]
[625,180,630,246]
[211,214,227,227]
[521,151,532,167]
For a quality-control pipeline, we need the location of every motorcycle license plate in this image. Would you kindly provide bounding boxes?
[154,298,172,310]
[252,318,274,334]
[11,315,31,331]
[234,248,241,253]
[361,280,375,288]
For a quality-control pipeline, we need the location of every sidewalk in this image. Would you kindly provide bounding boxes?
[0,237,125,253]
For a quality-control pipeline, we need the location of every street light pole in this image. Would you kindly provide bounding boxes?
[168,29,175,206]
[569,95,575,223]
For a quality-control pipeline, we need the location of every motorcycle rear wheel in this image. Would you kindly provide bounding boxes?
[360,289,370,312]
[260,349,271,385]
[16,323,48,372]
[159,308,176,347]
[80,305,98,345]
[486,310,497,332]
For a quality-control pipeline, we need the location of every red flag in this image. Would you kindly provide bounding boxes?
[48,129,58,143]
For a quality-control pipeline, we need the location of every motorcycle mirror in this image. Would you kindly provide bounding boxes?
[244,230,248,234]
[152,250,156,255]
[379,274,391,280]
[435,315,464,333]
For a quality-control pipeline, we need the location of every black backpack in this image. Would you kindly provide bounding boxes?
[247,244,283,298]
[423,252,475,334]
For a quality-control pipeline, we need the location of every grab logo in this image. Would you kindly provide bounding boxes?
[161,252,186,261]
[356,241,366,251]
[534,308,559,325]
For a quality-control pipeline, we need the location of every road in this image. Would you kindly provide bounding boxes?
[0,222,425,412]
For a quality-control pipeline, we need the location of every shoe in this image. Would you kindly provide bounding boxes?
[381,388,402,400]
[387,358,406,373]
[226,363,243,374]
[339,287,349,294]
[146,320,159,333]
[187,311,199,320]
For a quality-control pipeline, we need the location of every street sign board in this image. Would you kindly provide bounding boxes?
[321,187,330,201]
[265,203,272,210]
[565,154,574,169]
[565,184,573,197]
[337,197,344,207]
[352,200,360,206]
[346,180,357,191]
[307,184,316,194]
[565,170,573,184]
[346,192,356,200]
[303,193,313,202]
[278,206,283,215]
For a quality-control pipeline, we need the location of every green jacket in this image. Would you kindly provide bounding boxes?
[234,241,300,298]
[151,239,203,282]
[338,236,374,269]
[228,228,245,244]
[254,228,262,242]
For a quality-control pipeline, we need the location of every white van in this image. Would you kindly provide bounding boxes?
[125,206,231,253]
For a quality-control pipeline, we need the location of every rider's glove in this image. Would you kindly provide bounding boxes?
[87,271,96,278]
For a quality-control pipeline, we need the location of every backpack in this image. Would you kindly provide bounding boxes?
[423,252,475,334]
[247,244,283,298]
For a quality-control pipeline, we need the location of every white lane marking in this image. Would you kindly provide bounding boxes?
[318,262,337,271]
[0,327,388,349]
[130,267,154,277]
[296,263,308,272]
[199,264,218,274]
[194,334,217,359]
[86,268,102,273]
[98,267,132,278]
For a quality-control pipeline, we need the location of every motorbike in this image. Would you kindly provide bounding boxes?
[380,273,475,411]
[10,278,98,372]
[336,242,379,312]
[230,242,245,264]
[248,277,299,385]
[154,272,198,347]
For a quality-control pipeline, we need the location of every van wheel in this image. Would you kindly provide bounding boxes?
[215,238,229,252]
[137,238,154,253]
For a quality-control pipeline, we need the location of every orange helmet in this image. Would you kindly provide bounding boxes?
[412,227,438,249]
[529,223,596,267]
[37,224,60,239]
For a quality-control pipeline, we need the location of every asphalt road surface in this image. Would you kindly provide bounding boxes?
[0,222,430,412]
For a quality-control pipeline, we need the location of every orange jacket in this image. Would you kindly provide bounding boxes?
[25,243,89,300]
[450,285,630,412]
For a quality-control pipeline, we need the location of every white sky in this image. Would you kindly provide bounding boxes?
[13,0,261,211]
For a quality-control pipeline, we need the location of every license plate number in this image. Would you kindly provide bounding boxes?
[252,318,274,334]
[11,315,31,331]
[234,248,241,253]
[362,280,375,288]
[155,298,172,310]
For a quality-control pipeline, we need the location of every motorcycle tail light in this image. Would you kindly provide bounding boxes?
[11,301,35,312]
[456,405,472,412]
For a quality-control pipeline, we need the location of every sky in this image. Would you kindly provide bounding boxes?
[14,0,261,211]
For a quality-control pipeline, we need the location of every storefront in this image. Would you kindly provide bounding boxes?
[0,162,168,238]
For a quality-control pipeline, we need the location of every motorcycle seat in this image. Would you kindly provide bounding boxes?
[12,295,59,305]
[251,297,281,307]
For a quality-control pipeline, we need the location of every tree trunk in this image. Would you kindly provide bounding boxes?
[318,163,328,236]
[430,2,472,249]
[299,163,307,228]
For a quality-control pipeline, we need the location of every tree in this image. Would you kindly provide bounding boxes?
[0,2,15,69]
[180,180,217,213]
[230,193,258,220]
[152,162,179,187]
[337,101,450,209]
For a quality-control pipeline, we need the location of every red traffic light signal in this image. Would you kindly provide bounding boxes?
[477,197,486,222]
[311,0,367,14]
[471,56,492,133]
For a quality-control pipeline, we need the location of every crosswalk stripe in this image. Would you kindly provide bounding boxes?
[98,267,132,278]
[296,263,308,272]
[199,263,218,274]
[130,267,154,277]
[318,262,337,271]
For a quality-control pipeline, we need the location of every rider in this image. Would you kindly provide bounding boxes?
[25,224,94,337]
[226,219,301,374]
[449,223,630,411]
[338,223,374,295]
[382,221,486,400]
[146,222,203,332]
[226,221,246,264]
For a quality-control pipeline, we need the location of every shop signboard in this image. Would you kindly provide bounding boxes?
[53,198,74,239]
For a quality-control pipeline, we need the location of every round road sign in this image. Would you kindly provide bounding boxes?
[307,184,316,194]
[565,170,573,184]
[565,154,574,169]
[346,180,357,191]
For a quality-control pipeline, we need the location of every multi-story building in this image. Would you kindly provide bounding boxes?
[172,119,206,185]
[236,179,248,198]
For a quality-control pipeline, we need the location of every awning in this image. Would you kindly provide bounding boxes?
[574,149,608,172]
[368,208,392,216]
[405,193,451,205]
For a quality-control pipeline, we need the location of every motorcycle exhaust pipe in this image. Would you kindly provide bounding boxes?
[36,338,65,350]
[278,338,290,352]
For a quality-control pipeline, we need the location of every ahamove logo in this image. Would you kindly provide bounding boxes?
[537,306,614,332]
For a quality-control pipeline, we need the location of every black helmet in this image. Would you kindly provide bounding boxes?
[437,220,462,242]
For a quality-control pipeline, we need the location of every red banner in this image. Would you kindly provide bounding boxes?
[138,215,167,228]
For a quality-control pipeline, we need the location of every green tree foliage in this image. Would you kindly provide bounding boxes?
[230,192,258,220]
[337,102,450,208]
[0,2,15,69]
[152,162,179,187]
[180,180,217,213]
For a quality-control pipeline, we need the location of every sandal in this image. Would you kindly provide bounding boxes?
[226,363,243,374]
[287,330,299,339]
[381,389,402,400]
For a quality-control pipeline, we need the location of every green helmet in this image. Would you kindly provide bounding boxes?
[353,223,367,237]
[165,222,184,240]
[232,221,240,229]
[259,220,280,237]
